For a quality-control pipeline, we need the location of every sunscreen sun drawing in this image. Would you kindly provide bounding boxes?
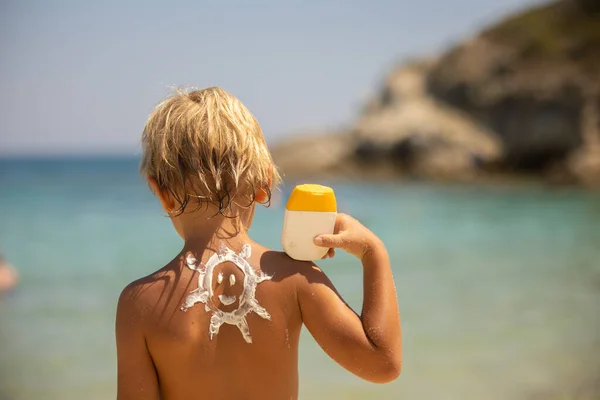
[181,244,272,343]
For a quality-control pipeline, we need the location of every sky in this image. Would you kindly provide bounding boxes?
[0,0,547,156]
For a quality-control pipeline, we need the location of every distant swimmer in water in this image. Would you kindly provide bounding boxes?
[0,254,18,294]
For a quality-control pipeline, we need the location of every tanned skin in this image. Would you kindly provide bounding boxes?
[116,179,401,400]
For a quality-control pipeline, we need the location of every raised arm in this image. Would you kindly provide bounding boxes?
[116,284,159,400]
[297,214,402,383]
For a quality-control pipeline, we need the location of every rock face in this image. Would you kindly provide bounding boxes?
[352,61,501,180]
[270,131,355,178]
[272,0,600,186]
[427,0,600,176]
[273,62,504,182]
[427,38,585,170]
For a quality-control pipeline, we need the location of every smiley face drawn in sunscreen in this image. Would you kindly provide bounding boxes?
[181,244,272,343]
[214,271,238,306]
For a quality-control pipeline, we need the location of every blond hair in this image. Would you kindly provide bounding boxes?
[140,87,280,215]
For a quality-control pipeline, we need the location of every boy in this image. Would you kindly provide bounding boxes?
[116,87,402,400]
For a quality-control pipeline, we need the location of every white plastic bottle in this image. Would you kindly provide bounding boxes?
[282,184,337,261]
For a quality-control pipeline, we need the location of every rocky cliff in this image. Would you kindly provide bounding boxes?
[272,0,600,186]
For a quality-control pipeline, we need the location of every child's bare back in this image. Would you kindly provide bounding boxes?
[117,242,308,399]
[116,87,401,400]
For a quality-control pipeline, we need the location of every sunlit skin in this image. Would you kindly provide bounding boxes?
[115,178,402,400]
[212,268,241,309]
[180,244,273,343]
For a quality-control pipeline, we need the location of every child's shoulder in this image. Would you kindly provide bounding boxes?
[255,246,329,285]
[116,262,177,320]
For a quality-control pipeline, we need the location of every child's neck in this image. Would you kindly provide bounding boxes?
[176,205,254,255]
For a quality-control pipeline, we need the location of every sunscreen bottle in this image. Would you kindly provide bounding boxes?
[282,184,337,261]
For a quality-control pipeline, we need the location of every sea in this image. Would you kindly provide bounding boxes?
[0,157,599,400]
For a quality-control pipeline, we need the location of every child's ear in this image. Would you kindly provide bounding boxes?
[255,166,274,203]
[147,177,177,213]
[255,186,268,203]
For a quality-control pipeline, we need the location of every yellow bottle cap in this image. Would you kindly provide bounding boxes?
[286,184,337,212]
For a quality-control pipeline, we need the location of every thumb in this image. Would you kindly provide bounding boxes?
[314,234,342,248]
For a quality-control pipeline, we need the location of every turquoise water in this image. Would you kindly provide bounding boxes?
[1,158,599,400]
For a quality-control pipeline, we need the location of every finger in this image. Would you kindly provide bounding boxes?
[328,248,335,258]
[314,234,344,249]
[333,213,348,234]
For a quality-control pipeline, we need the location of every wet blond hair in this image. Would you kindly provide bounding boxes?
[140,87,280,215]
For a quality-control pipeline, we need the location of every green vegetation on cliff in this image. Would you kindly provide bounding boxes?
[483,0,600,77]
